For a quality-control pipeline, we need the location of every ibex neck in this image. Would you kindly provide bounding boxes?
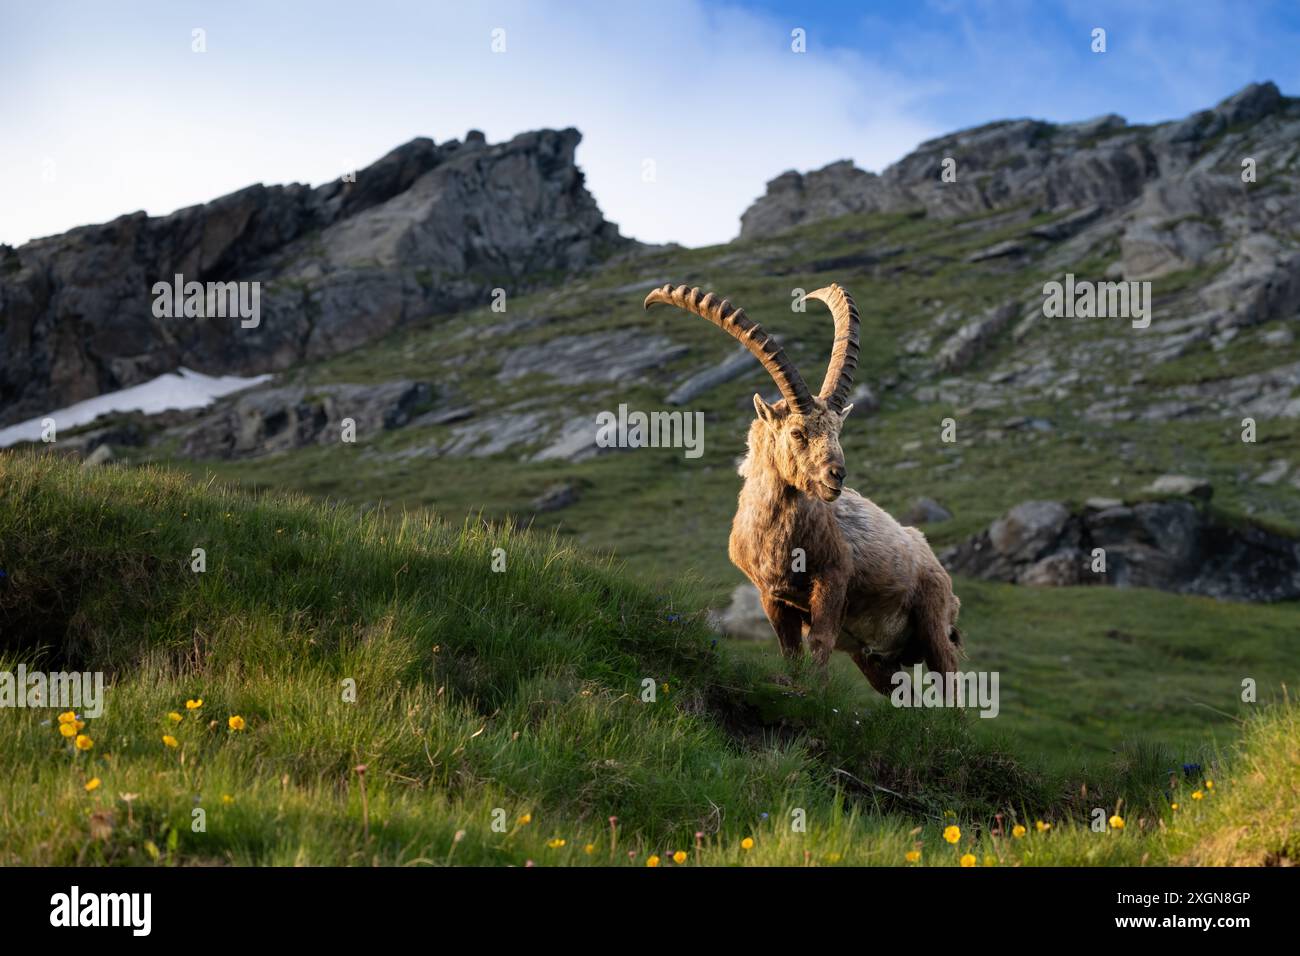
[738,447,812,521]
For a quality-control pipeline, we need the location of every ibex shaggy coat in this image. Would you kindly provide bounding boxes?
[645,283,963,697]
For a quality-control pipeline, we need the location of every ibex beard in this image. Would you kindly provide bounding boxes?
[645,283,963,698]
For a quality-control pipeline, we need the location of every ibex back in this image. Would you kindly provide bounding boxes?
[644,283,963,695]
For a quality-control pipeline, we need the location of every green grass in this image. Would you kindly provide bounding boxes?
[1,453,1296,866]
[1174,700,1300,866]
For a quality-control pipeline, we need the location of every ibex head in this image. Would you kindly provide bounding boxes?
[751,394,853,501]
[644,283,860,502]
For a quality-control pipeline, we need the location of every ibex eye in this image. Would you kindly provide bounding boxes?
[791,430,806,442]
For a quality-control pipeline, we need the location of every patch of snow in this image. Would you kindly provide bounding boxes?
[0,367,272,448]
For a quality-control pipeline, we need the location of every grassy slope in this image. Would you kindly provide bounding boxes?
[120,209,1300,767]
[1,453,1295,866]
[75,202,1294,778]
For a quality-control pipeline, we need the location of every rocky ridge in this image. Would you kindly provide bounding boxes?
[0,128,629,427]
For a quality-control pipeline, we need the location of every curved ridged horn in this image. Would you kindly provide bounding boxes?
[644,284,813,414]
[804,283,859,412]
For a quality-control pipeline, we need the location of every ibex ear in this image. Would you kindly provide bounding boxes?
[839,403,855,422]
[753,394,778,425]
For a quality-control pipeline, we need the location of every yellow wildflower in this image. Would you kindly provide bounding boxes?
[943,825,961,844]
[1192,790,1204,801]
[59,722,77,738]
[58,711,76,724]
[584,844,595,855]
[1109,815,1125,830]
[167,712,182,724]
[84,778,101,792]
[517,813,532,825]
[1012,825,1026,839]
[646,855,660,868]
[547,838,566,849]
[740,837,754,850]
[185,699,202,711]
[162,734,178,748]
[960,853,976,867]
[905,850,921,863]
[74,735,93,751]
[672,850,687,864]
[228,715,246,731]
[1035,820,1052,832]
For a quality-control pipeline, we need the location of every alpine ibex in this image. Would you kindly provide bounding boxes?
[644,283,962,696]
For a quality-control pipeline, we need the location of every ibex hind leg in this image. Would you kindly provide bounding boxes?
[851,648,899,697]
[911,580,961,677]
[903,584,962,704]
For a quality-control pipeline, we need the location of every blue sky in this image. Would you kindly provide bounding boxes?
[1,1,1296,249]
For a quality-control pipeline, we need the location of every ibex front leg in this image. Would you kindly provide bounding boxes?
[806,577,847,669]
[760,590,805,660]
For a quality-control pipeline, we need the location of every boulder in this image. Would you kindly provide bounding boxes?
[988,500,1071,562]
[943,495,1300,602]
[905,496,953,525]
[80,444,114,468]
[1019,550,1085,587]
[934,302,1017,373]
[531,482,581,512]
[1146,475,1213,500]
[708,584,774,641]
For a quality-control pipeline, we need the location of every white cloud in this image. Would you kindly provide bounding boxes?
[0,0,940,249]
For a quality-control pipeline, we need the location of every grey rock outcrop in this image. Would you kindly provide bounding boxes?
[935,302,1017,373]
[496,331,686,385]
[942,494,1300,602]
[664,347,756,405]
[738,82,1291,241]
[175,380,432,459]
[1,128,630,427]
